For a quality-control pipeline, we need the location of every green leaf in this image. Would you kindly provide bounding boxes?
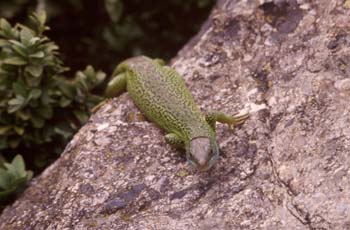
[16,110,31,121]
[59,97,72,107]
[0,154,6,168]
[29,89,42,99]
[3,163,16,178]
[25,74,42,87]
[29,12,49,35]
[20,27,34,44]
[30,115,45,128]
[26,65,43,77]
[37,106,53,119]
[34,154,48,168]
[43,42,59,52]
[58,81,76,99]
[11,155,26,177]
[37,11,47,26]
[29,99,39,107]
[0,188,16,199]
[54,127,73,139]
[86,94,104,106]
[12,81,28,97]
[0,19,12,33]
[14,126,25,135]
[40,90,52,105]
[3,57,27,65]
[8,96,25,106]
[96,71,106,84]
[73,110,89,124]
[8,40,26,48]
[29,37,40,45]
[0,39,9,46]
[12,44,27,57]
[0,137,7,150]
[29,51,45,58]
[84,65,94,77]
[0,170,12,190]
[26,171,33,180]
[7,177,27,190]
[105,0,124,22]
[8,96,26,113]
[0,126,12,135]
[8,104,23,113]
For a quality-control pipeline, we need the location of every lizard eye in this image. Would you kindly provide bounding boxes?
[186,154,197,167]
[207,141,219,168]
[185,144,198,167]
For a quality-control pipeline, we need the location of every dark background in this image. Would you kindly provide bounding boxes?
[0,0,215,73]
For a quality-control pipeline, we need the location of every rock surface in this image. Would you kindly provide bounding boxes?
[1,0,350,229]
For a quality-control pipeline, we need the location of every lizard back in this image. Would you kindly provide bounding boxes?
[120,56,212,140]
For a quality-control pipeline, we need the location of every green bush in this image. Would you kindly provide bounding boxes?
[0,12,105,160]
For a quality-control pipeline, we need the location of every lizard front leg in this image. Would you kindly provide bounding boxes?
[205,111,249,131]
[165,133,184,149]
[91,73,127,113]
[153,58,165,66]
[105,72,127,98]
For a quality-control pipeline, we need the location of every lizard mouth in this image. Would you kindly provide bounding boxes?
[197,163,213,172]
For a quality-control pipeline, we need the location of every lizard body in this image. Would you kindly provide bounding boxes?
[104,56,248,171]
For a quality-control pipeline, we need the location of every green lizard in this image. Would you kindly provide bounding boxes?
[103,56,248,171]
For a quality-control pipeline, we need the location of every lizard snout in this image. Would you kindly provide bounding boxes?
[188,137,212,169]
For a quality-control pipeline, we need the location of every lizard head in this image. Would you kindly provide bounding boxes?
[186,137,219,171]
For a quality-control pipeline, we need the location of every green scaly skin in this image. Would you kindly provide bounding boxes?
[104,56,248,171]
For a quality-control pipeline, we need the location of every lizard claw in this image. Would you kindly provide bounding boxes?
[228,112,249,131]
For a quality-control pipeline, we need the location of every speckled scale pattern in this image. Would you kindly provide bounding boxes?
[118,56,214,142]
